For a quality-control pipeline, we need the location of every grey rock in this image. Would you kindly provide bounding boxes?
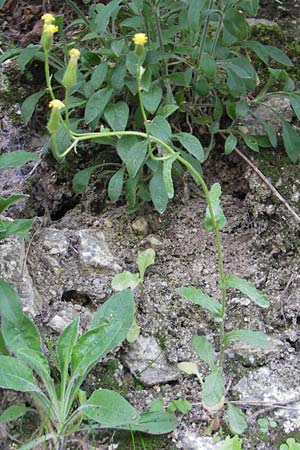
[227,335,287,366]
[241,96,293,135]
[0,234,42,316]
[123,336,180,386]
[48,306,80,333]
[234,365,300,433]
[247,18,277,27]
[78,230,121,271]
[132,217,149,236]
[41,228,69,256]
[180,434,224,450]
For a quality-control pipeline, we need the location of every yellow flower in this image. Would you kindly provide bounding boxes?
[133,33,148,46]
[49,99,65,110]
[43,24,58,35]
[69,48,81,60]
[41,13,55,24]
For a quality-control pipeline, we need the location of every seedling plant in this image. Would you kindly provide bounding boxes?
[0,280,176,449]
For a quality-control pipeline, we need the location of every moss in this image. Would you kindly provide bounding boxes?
[250,23,285,45]
[111,432,176,450]
[87,358,128,397]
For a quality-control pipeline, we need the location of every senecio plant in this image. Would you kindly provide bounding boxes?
[39,13,270,438]
[0,279,176,449]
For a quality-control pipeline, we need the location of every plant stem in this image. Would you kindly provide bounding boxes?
[44,51,55,100]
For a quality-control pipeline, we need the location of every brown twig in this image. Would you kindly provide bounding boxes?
[234,146,300,224]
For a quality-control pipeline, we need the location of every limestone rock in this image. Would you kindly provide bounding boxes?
[0,234,42,316]
[78,230,121,272]
[132,217,149,236]
[48,306,80,333]
[41,228,69,256]
[180,434,224,450]
[123,336,180,386]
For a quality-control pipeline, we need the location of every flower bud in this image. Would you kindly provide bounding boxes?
[133,33,148,63]
[47,99,64,134]
[62,48,81,90]
[41,13,55,24]
[41,23,58,52]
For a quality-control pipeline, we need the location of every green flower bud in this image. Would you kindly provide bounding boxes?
[47,99,64,134]
[62,48,80,90]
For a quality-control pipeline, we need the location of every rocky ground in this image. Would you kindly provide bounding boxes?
[1,2,300,450]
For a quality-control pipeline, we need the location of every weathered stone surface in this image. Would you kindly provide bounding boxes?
[179,434,224,450]
[123,336,180,386]
[132,217,149,236]
[0,234,42,316]
[78,229,121,271]
[41,228,69,256]
[241,96,294,135]
[48,306,80,333]
[234,365,300,433]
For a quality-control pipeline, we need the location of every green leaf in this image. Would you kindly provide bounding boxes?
[0,331,9,355]
[142,84,163,114]
[0,405,33,424]
[117,410,177,434]
[111,271,140,291]
[148,117,172,143]
[0,218,32,240]
[157,104,179,118]
[56,320,79,377]
[224,8,249,41]
[224,329,269,349]
[137,248,155,281]
[225,134,237,154]
[0,355,41,392]
[72,165,100,193]
[163,154,177,199]
[168,398,192,414]
[149,163,169,214]
[177,361,201,377]
[126,319,140,343]
[204,183,227,231]
[281,119,300,162]
[192,335,215,368]
[108,168,124,203]
[288,93,300,120]
[2,314,42,354]
[90,62,108,89]
[262,121,277,148]
[246,41,269,65]
[84,389,140,426]
[175,133,204,162]
[0,278,23,325]
[202,369,225,411]
[117,137,148,178]
[265,45,293,67]
[0,151,38,169]
[178,286,222,319]
[235,100,249,118]
[104,101,129,131]
[227,403,248,435]
[125,177,137,208]
[200,54,216,80]
[243,134,260,152]
[221,435,243,450]
[221,274,269,308]
[0,194,27,214]
[84,87,113,124]
[15,348,51,382]
[21,90,46,125]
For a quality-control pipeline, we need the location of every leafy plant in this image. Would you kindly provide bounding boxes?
[0,151,38,240]
[4,1,300,212]
[257,417,277,434]
[280,438,300,450]
[177,195,269,431]
[0,279,176,449]
[111,248,156,343]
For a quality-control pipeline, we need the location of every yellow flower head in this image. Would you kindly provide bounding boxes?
[49,99,65,110]
[41,13,55,24]
[43,24,58,35]
[133,33,148,46]
[69,48,81,60]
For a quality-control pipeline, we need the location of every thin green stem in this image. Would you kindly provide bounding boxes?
[136,64,154,160]
[44,51,55,100]
[64,87,70,128]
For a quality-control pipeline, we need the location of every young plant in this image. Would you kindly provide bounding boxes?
[0,279,176,449]
[280,438,300,450]
[111,248,155,343]
[177,187,269,434]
